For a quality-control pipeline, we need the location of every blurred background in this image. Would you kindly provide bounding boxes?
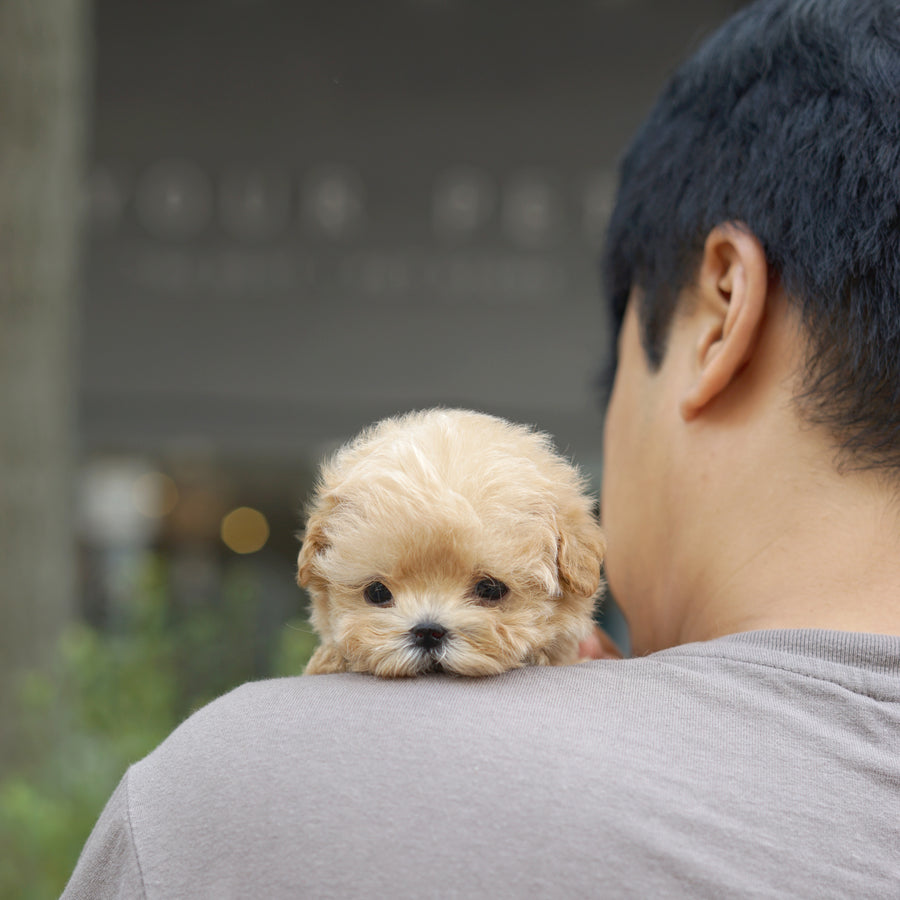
[1,0,743,894]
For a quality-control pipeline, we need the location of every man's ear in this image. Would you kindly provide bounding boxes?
[679,223,769,421]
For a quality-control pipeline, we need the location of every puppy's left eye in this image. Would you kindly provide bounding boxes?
[473,577,509,603]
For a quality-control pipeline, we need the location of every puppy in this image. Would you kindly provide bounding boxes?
[297,409,605,677]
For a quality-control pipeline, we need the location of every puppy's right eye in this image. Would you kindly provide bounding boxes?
[364,581,393,606]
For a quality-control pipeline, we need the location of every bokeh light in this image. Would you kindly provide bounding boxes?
[131,471,180,518]
[220,506,270,554]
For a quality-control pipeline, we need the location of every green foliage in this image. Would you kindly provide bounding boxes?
[0,554,316,900]
[271,618,320,678]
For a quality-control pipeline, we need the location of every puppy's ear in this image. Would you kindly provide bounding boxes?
[556,506,606,599]
[297,508,329,588]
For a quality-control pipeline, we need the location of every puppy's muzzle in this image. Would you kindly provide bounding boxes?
[409,622,448,652]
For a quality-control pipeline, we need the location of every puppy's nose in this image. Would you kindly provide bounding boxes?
[410,622,448,651]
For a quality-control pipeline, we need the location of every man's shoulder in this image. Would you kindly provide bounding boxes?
[129,654,679,795]
[140,659,647,761]
[89,630,900,898]
[137,627,900,773]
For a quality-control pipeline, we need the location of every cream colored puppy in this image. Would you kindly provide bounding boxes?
[298,409,605,677]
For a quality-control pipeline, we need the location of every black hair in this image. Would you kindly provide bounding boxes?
[603,0,900,471]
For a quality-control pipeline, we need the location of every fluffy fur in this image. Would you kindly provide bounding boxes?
[297,409,606,677]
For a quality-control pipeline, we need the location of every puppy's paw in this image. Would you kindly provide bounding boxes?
[304,643,350,675]
[529,638,584,668]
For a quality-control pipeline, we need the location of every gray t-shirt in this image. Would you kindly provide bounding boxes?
[62,630,900,898]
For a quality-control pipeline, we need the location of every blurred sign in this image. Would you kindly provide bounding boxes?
[81,0,740,462]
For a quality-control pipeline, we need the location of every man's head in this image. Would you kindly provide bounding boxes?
[604,0,900,472]
[600,0,900,653]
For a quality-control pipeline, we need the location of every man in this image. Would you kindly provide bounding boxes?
[64,0,900,895]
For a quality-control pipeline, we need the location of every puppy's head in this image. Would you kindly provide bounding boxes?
[298,409,605,677]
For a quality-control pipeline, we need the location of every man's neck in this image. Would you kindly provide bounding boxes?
[678,460,900,645]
